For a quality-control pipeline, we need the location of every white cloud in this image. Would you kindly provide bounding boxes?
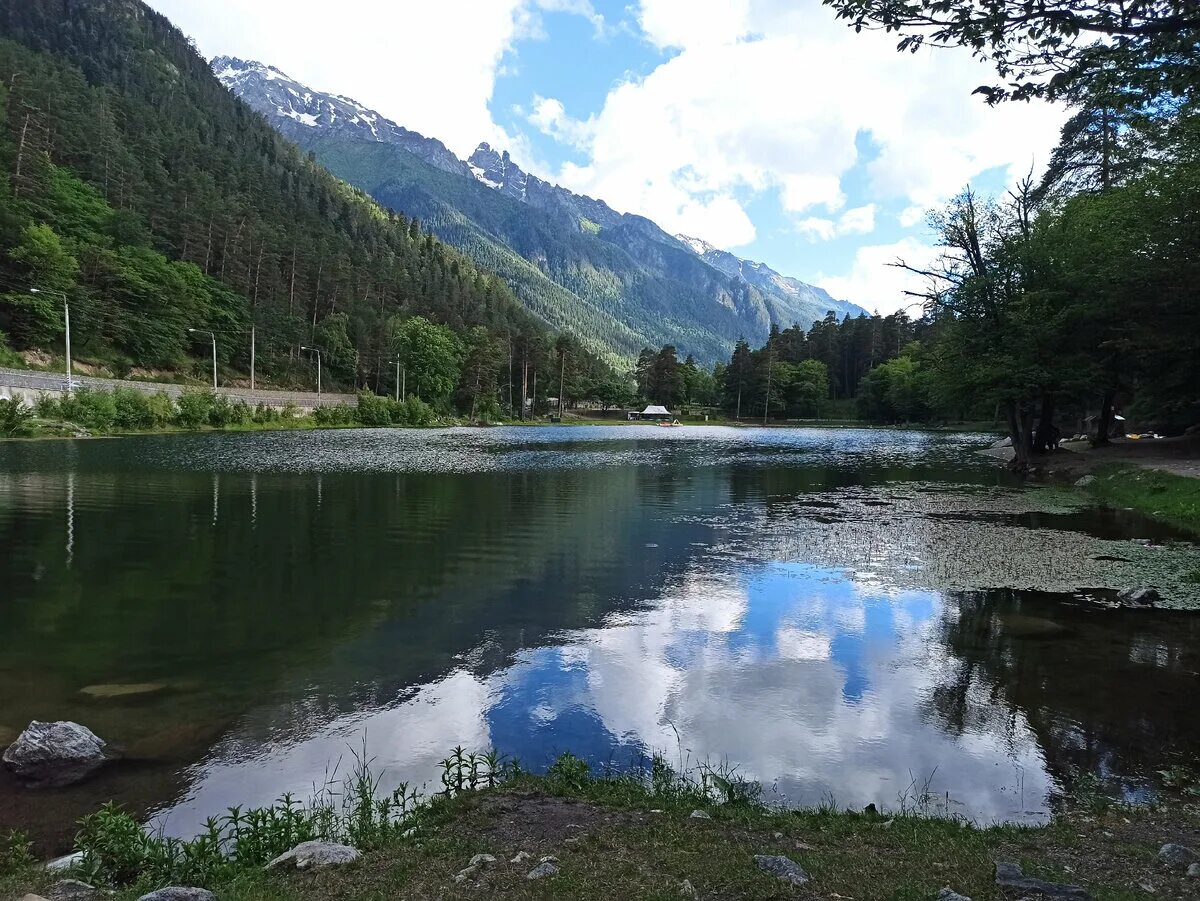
[537,0,1062,254]
[146,0,606,158]
[798,203,877,241]
[818,237,941,316]
[898,206,926,228]
[527,95,594,149]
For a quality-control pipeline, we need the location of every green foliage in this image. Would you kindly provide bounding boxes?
[0,330,21,366]
[57,387,116,431]
[858,349,933,423]
[0,9,612,409]
[0,397,33,436]
[355,391,393,427]
[0,829,32,876]
[73,754,422,889]
[174,391,216,429]
[313,404,357,427]
[392,315,463,403]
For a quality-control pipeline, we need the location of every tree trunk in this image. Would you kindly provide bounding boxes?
[1095,389,1116,446]
[1033,392,1058,454]
[1004,398,1034,470]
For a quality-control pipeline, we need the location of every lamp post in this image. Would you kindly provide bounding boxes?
[30,288,71,391]
[188,328,217,389]
[385,358,404,402]
[300,345,322,397]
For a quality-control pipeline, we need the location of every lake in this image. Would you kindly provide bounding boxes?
[1,426,1198,852]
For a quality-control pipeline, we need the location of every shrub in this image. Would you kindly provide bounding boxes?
[60,388,116,430]
[0,398,35,437]
[175,390,215,429]
[111,388,162,431]
[251,403,280,424]
[397,396,435,427]
[206,395,250,427]
[0,829,33,876]
[35,393,61,419]
[355,391,393,427]
[313,404,356,426]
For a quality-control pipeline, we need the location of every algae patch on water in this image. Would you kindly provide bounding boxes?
[703,484,1200,609]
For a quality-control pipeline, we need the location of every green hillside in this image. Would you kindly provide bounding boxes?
[0,0,609,400]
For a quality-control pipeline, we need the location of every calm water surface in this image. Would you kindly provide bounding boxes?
[1,426,1197,851]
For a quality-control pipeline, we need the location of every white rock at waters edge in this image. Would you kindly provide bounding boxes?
[3,722,110,787]
[135,889,215,901]
[266,840,360,871]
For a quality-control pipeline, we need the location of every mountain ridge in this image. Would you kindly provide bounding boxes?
[214,57,868,363]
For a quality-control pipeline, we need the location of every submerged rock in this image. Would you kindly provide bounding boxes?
[79,683,167,701]
[754,854,809,885]
[938,890,971,901]
[1074,475,1096,488]
[266,840,360,871]
[0,724,16,748]
[2,721,110,787]
[994,862,1090,899]
[1158,843,1198,868]
[1118,588,1161,607]
[135,890,214,901]
[526,861,560,880]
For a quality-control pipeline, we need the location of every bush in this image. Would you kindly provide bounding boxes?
[174,390,215,429]
[251,403,280,424]
[35,393,61,419]
[0,398,35,437]
[60,388,117,430]
[356,391,393,427]
[111,388,172,431]
[206,395,250,428]
[396,396,435,427]
[313,404,356,426]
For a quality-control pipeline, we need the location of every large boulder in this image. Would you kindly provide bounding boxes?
[266,840,360,871]
[1158,843,1198,868]
[2,722,110,787]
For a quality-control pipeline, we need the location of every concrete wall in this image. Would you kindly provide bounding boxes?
[0,366,356,413]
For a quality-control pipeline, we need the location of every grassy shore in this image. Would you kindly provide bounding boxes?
[5,755,1199,901]
[1079,465,1200,535]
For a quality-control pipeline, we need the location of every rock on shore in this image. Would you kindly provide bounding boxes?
[2,721,111,787]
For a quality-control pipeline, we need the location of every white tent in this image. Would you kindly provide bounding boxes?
[641,405,670,416]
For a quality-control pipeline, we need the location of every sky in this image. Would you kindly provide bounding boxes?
[147,0,1066,315]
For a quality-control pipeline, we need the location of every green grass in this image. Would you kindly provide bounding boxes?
[8,751,1199,901]
[1083,464,1200,533]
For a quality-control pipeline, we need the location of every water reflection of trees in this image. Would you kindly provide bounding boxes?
[927,589,1200,791]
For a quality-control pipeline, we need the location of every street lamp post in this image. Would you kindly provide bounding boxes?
[300,345,322,397]
[30,288,70,392]
[188,328,217,389]
[385,358,403,402]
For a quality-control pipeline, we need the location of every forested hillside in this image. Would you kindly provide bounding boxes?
[0,0,613,409]
[216,59,867,365]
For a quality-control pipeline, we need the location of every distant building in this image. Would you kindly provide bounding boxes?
[635,405,672,421]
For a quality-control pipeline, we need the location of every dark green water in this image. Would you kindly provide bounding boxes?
[1,426,1197,852]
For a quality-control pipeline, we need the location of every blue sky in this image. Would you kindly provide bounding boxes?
[149,0,1064,313]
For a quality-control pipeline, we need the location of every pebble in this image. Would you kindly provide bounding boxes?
[1187,862,1199,878]
[526,861,560,880]
[937,889,971,901]
[689,809,711,820]
[679,878,697,897]
[135,890,215,901]
[468,853,496,868]
[510,851,532,864]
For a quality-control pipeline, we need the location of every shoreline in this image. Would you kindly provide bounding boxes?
[979,436,1200,534]
[5,762,1199,901]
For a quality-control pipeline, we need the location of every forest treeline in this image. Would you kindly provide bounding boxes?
[0,0,617,419]
[814,0,1200,465]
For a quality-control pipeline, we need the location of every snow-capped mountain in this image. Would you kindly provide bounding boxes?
[215,57,869,361]
[212,57,470,177]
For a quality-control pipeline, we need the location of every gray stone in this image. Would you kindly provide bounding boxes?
[266,840,360,871]
[689,809,711,819]
[1074,475,1096,488]
[19,895,50,901]
[510,851,532,864]
[1186,862,1199,878]
[44,852,83,873]
[1158,843,1198,868]
[526,862,560,880]
[135,890,215,901]
[679,878,697,897]
[468,853,496,868]
[994,862,1090,899]
[754,854,809,886]
[3,722,110,787]
[1118,588,1161,606]
[47,880,109,901]
[938,890,972,901]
